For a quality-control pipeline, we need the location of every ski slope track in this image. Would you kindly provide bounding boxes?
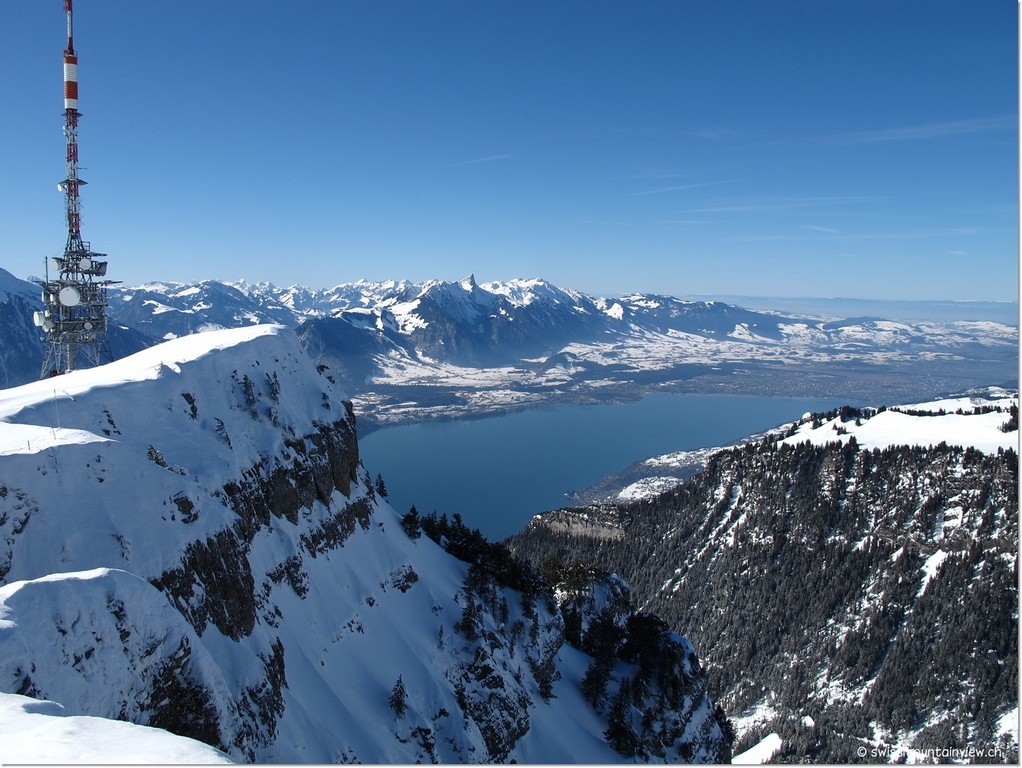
[0,326,728,763]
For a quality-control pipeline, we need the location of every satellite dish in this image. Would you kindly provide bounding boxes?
[83,321,94,331]
[58,286,81,307]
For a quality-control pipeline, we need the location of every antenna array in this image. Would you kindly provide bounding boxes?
[34,0,118,378]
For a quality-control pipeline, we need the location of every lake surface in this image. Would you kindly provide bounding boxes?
[358,393,845,541]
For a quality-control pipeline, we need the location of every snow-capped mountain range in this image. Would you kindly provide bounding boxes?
[0,325,730,763]
[2,269,1016,427]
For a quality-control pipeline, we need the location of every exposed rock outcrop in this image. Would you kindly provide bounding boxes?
[0,326,731,762]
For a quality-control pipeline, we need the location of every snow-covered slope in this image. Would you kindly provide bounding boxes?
[0,325,728,763]
[0,690,232,764]
[781,390,1018,453]
[731,732,782,765]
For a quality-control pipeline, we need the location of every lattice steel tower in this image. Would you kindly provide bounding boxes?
[34,0,118,378]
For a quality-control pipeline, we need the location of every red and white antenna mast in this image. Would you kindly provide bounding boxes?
[62,0,85,253]
[35,0,118,377]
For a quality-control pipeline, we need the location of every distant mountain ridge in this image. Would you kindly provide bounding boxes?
[692,294,1019,325]
[0,270,44,389]
[1,269,1016,427]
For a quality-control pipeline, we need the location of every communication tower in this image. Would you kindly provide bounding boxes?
[34,0,118,378]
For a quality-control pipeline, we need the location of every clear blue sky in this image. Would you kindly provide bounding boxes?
[1,1,1017,300]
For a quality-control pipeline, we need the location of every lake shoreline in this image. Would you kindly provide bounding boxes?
[350,357,1009,437]
[358,391,858,540]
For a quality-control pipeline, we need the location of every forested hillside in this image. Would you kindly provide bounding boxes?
[508,413,1018,762]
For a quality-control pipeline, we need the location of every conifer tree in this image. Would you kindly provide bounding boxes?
[581,658,610,708]
[388,675,407,718]
[605,678,639,756]
[401,505,421,539]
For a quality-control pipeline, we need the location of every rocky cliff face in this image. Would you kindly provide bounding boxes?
[509,407,1019,762]
[0,325,729,762]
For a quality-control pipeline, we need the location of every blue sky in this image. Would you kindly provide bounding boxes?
[0,1,1017,300]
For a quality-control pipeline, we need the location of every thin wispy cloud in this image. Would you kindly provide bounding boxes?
[685,127,738,141]
[728,226,988,243]
[679,195,881,215]
[443,154,513,168]
[820,116,1015,146]
[838,226,988,240]
[629,181,736,197]
[570,218,630,227]
[625,167,692,181]
[803,225,840,234]
[654,219,712,227]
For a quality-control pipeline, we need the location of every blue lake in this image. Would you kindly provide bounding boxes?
[358,393,845,541]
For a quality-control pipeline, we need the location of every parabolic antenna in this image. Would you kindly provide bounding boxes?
[58,286,81,307]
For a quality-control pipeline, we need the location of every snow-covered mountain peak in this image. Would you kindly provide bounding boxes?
[0,325,286,424]
[0,324,349,587]
[0,268,39,305]
[482,277,570,307]
[0,324,730,762]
